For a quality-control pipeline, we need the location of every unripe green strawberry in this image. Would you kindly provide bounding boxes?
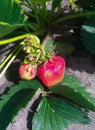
[37,56,66,87]
[19,64,37,80]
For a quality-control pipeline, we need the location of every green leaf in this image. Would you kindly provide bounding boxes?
[81,17,95,54]
[32,97,71,130]
[32,96,92,130]
[48,96,92,124]
[49,73,95,112]
[0,0,27,38]
[0,80,43,130]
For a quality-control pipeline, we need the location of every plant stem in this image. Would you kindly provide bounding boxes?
[0,45,22,79]
[0,44,20,69]
[55,11,95,23]
[35,35,50,64]
[69,0,77,8]
[0,34,29,45]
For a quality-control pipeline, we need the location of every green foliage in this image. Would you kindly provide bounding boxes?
[22,0,64,35]
[32,97,91,130]
[50,73,95,111]
[0,0,27,38]
[48,96,92,124]
[81,16,95,54]
[0,80,43,130]
[0,74,95,129]
[0,89,35,130]
[32,97,70,130]
[21,0,95,37]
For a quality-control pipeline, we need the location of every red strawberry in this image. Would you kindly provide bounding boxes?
[37,56,65,87]
[19,64,37,80]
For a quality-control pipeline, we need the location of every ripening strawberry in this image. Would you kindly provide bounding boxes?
[19,64,37,80]
[37,56,66,87]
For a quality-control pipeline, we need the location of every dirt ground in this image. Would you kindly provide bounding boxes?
[66,55,95,130]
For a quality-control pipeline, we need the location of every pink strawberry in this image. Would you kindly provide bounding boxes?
[37,56,66,87]
[19,64,37,80]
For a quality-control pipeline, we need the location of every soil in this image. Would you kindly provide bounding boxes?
[66,55,95,130]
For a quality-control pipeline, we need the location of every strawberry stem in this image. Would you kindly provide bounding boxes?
[35,35,50,64]
[55,11,95,23]
[0,33,31,78]
[0,34,30,45]
[0,44,22,79]
[0,44,21,69]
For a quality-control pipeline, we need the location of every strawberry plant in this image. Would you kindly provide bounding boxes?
[0,0,95,130]
[0,34,95,130]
